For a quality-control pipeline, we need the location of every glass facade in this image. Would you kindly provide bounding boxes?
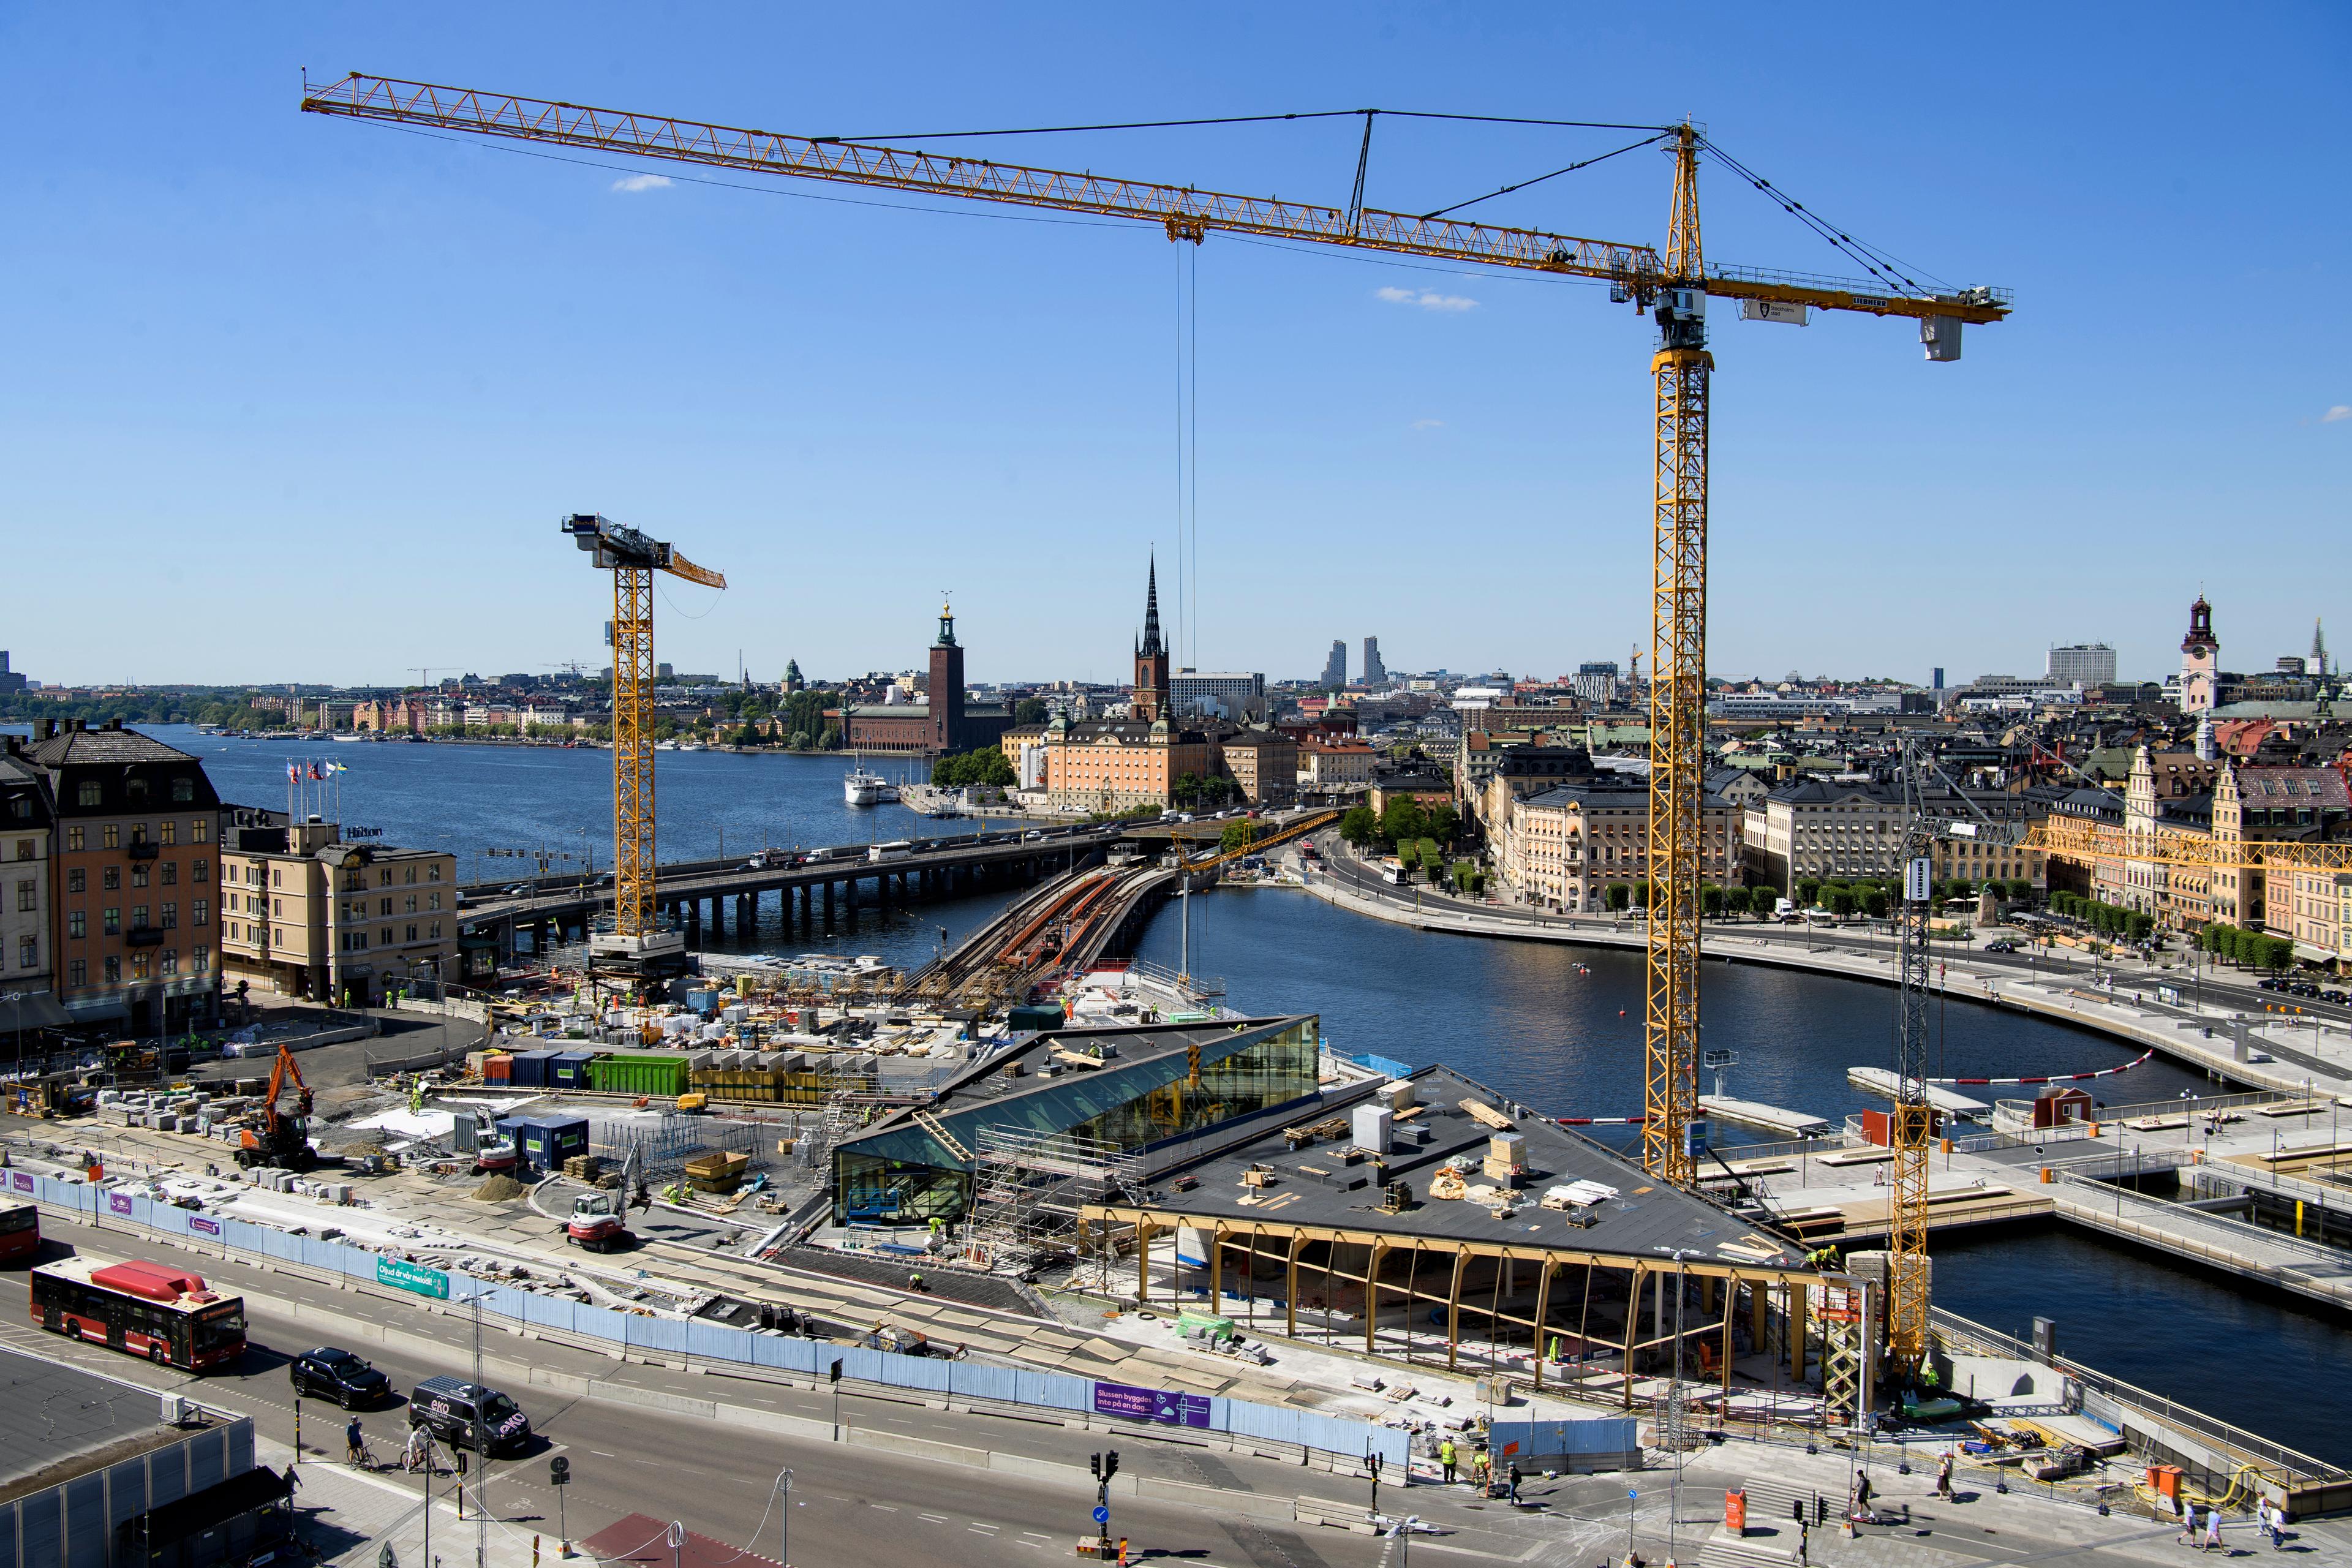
[833,1018,1320,1225]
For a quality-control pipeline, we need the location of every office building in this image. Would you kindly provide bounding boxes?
[2046,643,2117,688]
[1170,671,1267,722]
[1320,641,1348,690]
[217,812,459,1007]
[1362,637,1387,685]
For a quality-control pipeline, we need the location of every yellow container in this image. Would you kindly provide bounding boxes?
[676,1092,709,1112]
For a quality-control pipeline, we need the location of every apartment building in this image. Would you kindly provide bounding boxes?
[1217,729,1298,807]
[1297,741,1378,790]
[23,719,221,1036]
[0,747,63,1038]
[1496,778,1742,913]
[217,812,458,1006]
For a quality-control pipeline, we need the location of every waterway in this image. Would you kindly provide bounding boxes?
[64,727,2352,1463]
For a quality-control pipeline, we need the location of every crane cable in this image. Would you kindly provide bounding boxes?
[818,108,1676,141]
[1697,137,1956,298]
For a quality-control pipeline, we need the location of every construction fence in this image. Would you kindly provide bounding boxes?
[10,1170,1411,1472]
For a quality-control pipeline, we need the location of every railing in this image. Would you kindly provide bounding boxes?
[2049,1170,2352,1271]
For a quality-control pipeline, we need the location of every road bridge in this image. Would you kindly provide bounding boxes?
[458,824,1122,960]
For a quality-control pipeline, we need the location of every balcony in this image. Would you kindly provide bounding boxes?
[127,842,160,860]
[126,927,166,948]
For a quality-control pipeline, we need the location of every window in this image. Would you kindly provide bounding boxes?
[270,867,281,888]
[429,922,442,940]
[13,880,30,913]
[379,869,393,888]
[131,863,148,889]
[66,826,83,852]
[192,817,208,844]
[131,905,149,931]
[102,824,119,850]
[12,839,30,861]
[405,924,418,943]
[160,949,178,976]
[68,911,85,940]
[103,956,119,983]
[77,781,101,808]
[428,891,442,911]
[171,776,194,803]
[17,936,34,970]
[193,898,208,927]
[102,908,119,937]
[67,867,85,894]
[161,902,176,929]
[191,858,206,883]
[274,928,285,946]
[429,864,443,881]
[129,952,149,981]
[102,866,119,891]
[160,861,176,886]
[404,865,417,884]
[379,926,392,947]
[160,820,176,847]
[68,959,85,987]
[271,898,281,916]
[404,895,417,914]
[194,946,208,974]
[126,778,148,804]
[379,897,393,917]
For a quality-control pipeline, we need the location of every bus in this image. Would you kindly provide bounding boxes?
[0,1204,37,1265]
[29,1258,248,1371]
[867,841,914,862]
[1379,858,1410,886]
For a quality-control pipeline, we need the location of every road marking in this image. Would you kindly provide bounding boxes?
[591,1451,617,1458]
[920,1512,950,1522]
[869,1504,898,1512]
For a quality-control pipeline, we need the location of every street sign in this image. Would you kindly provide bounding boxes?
[377,1257,451,1300]
[1092,1507,1109,1525]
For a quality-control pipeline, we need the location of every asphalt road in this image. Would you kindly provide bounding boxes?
[0,1214,1484,1568]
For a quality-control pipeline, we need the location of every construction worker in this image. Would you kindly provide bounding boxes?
[908,1270,927,1293]
[1438,1436,1457,1483]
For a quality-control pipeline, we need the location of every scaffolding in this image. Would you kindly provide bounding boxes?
[959,1126,1141,1275]
[590,1110,767,1184]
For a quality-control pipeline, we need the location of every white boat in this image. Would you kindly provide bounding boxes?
[678,741,709,752]
[844,766,889,806]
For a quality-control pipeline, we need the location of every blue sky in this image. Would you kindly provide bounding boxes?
[3,4,2345,691]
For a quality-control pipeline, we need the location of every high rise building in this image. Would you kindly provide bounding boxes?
[1362,637,1387,685]
[2180,596,2220,714]
[1170,671,1267,722]
[1572,661,1620,706]
[1321,640,1347,689]
[2046,643,2117,688]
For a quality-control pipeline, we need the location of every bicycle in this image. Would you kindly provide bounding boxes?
[345,1435,375,1471]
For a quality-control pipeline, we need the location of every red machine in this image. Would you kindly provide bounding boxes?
[236,1041,317,1170]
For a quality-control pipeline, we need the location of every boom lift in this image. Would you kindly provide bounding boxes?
[560,513,726,976]
[304,77,2010,1191]
[236,1039,318,1170]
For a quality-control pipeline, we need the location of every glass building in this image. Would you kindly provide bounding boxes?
[832,1016,1321,1225]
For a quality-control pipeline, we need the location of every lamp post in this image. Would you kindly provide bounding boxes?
[773,1468,793,1567]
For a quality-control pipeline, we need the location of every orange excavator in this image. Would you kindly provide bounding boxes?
[236,1041,318,1171]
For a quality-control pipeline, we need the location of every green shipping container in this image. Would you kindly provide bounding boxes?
[588,1054,690,1098]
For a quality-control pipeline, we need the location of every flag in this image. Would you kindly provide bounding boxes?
[309,762,323,780]
[287,763,299,782]
[331,761,351,774]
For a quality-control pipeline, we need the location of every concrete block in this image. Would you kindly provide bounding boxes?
[712,1403,835,1442]
[589,1383,718,1420]
[1294,1496,1379,1532]
[848,1429,987,1469]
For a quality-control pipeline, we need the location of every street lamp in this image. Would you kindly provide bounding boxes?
[773,1468,794,1567]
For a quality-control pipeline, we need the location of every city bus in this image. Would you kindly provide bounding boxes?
[0,1203,37,1265]
[29,1258,248,1371]
[867,841,914,862]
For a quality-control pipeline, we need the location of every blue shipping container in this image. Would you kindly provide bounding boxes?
[497,1115,589,1173]
[548,1050,598,1088]
[507,1049,557,1088]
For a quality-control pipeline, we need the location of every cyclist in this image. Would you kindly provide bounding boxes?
[344,1417,366,1468]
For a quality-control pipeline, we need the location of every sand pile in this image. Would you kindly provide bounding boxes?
[471,1173,527,1202]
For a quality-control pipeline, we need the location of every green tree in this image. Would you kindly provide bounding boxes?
[933,748,1016,789]
[1795,878,1822,908]
[732,722,765,747]
[1379,797,1430,846]
[2127,912,2156,942]
[1219,821,1254,853]
[1605,883,1632,912]
[2263,937,2293,973]
[1427,804,1461,844]
[1339,805,1379,846]
[1863,888,1891,919]
[1632,878,1653,908]
[1826,887,1858,918]
[1702,884,1724,917]
[1013,697,1050,726]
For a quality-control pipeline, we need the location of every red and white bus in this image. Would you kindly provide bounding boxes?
[0,1203,37,1265]
[29,1259,248,1371]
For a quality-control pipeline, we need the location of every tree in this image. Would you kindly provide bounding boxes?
[1826,888,1858,918]
[1013,697,1050,726]
[1339,805,1379,846]
[2263,937,2293,973]
[1632,878,1653,908]
[731,723,764,747]
[933,749,1016,789]
[1863,888,1891,919]
[1219,821,1254,853]
[1379,797,1430,847]
[1605,883,1632,912]
[2128,912,2156,943]
[1427,804,1461,844]
[1702,885,1724,917]
[1795,878,1822,908]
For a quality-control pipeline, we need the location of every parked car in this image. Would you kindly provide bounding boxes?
[409,1375,532,1454]
[289,1347,393,1409]
[1985,940,2018,953]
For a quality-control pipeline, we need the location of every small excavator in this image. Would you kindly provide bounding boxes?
[564,1142,641,1252]
[236,1040,318,1171]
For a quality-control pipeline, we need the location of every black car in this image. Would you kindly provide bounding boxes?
[290,1347,393,1409]
[1984,940,2018,953]
[409,1374,532,1454]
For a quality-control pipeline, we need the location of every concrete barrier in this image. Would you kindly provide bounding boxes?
[848,1429,989,1468]
[1137,1477,1297,1521]
[1293,1496,1378,1532]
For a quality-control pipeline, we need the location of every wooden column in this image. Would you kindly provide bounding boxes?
[1444,1252,1468,1370]
[1284,1231,1305,1340]
[1621,1264,1644,1409]
[1530,1261,1558,1392]
[1788,1278,1807,1382]
[1719,1275,1736,1403]
[1208,1224,1224,1305]
[1365,1240,1386,1355]
[1135,1215,1152,1304]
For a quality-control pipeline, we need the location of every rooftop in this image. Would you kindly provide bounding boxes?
[1121,1063,1811,1273]
[0,1343,183,1504]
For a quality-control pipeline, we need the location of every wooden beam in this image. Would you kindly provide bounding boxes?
[1365,1240,1386,1355]
[1136,1214,1152,1305]
[1531,1260,1558,1392]
[1285,1231,1305,1340]
[1208,1222,1224,1306]
[1719,1273,1736,1403]
[1788,1278,1807,1382]
[1621,1264,1643,1411]
[1445,1251,1468,1371]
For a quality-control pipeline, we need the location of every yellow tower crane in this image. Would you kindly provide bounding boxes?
[306,75,2010,1187]
[562,512,726,974]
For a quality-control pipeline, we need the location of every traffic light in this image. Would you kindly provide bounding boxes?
[550,1456,570,1487]
[1102,1450,1120,1482]
[1090,1452,1102,1480]
[828,1359,844,1385]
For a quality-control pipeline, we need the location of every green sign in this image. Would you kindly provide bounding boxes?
[377,1257,450,1300]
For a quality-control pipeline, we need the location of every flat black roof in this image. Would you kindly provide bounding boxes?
[1122,1064,1811,1273]
[0,1343,181,1501]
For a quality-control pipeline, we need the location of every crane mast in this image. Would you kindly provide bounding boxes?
[306,75,2009,1205]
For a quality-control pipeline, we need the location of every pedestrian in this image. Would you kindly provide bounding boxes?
[2177,1501,2199,1548]
[1507,1461,1522,1506]
[2205,1505,2223,1553]
[1438,1436,1457,1483]
[1936,1450,1954,1498]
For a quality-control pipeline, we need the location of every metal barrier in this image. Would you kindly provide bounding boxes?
[10,1171,1410,1471]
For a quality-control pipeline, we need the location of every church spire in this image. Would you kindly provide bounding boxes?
[1140,554,1164,658]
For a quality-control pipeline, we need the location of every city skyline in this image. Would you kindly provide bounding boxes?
[2,5,2346,688]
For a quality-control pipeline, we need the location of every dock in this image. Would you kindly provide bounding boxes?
[1845,1066,1991,1120]
[1698,1095,1830,1138]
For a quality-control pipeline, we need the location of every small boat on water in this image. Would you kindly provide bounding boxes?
[844,764,891,805]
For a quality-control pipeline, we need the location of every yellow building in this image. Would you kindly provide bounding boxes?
[217,813,458,1006]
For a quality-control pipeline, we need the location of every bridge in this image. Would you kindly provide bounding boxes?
[458,824,1121,959]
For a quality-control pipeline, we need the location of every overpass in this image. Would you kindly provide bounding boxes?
[458,824,1121,960]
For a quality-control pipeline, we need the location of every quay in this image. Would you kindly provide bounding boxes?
[1845,1067,1992,1121]
[1697,1095,1830,1137]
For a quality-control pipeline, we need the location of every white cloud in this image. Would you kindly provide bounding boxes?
[1376,285,1477,312]
[611,173,674,193]
[2324,404,2352,423]
[1411,418,1445,431]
